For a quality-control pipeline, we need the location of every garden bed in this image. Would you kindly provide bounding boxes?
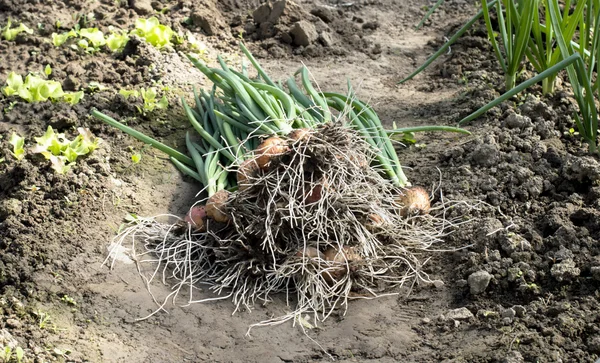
[0,0,598,362]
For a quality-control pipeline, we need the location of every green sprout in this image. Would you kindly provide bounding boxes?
[44,64,52,76]
[9,132,25,160]
[120,87,169,114]
[2,19,33,41]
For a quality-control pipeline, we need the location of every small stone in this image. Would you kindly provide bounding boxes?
[290,20,318,47]
[505,113,533,129]
[468,270,492,295]
[268,1,286,23]
[318,31,334,47]
[432,280,445,289]
[252,3,271,24]
[550,258,580,282]
[500,307,516,319]
[421,317,431,324]
[310,6,334,23]
[0,329,18,349]
[6,319,21,329]
[445,307,474,321]
[512,305,526,317]
[456,279,468,288]
[128,0,153,15]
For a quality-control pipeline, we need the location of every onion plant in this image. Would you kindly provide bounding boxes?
[481,0,535,91]
[459,0,599,153]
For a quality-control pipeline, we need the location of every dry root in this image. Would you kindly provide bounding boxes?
[105,123,471,332]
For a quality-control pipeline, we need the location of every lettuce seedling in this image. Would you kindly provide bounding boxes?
[131,17,175,49]
[120,87,168,114]
[44,64,52,76]
[51,30,77,46]
[9,132,25,160]
[139,87,168,113]
[118,89,140,98]
[2,72,84,105]
[78,28,106,48]
[2,19,33,41]
[32,126,101,174]
[106,27,129,52]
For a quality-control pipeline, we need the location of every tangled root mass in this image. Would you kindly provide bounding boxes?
[110,123,459,328]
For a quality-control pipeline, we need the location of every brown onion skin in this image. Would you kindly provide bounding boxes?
[397,186,431,216]
[295,246,322,259]
[206,190,230,223]
[184,205,207,232]
[365,213,384,231]
[321,246,362,284]
[236,159,259,191]
[288,128,311,142]
[255,136,288,170]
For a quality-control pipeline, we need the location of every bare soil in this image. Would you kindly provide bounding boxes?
[0,0,599,362]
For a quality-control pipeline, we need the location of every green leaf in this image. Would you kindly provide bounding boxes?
[156,95,169,110]
[106,27,129,52]
[78,28,106,47]
[132,17,174,48]
[119,89,139,98]
[44,64,52,76]
[63,145,79,162]
[62,91,84,105]
[2,19,34,41]
[131,153,142,163]
[49,155,72,174]
[9,132,25,160]
[51,30,77,46]
[2,72,24,96]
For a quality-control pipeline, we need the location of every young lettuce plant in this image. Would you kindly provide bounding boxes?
[31,126,102,174]
[2,19,33,40]
[131,17,175,49]
[119,87,169,114]
[9,132,25,160]
[2,72,84,105]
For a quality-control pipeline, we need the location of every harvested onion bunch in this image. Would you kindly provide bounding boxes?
[93,43,467,332]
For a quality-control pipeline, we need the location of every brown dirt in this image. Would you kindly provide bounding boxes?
[0,0,599,362]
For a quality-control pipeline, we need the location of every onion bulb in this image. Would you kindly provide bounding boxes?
[304,177,329,204]
[321,246,362,284]
[236,159,259,191]
[206,190,230,223]
[396,186,431,216]
[288,128,311,142]
[255,136,288,170]
[365,213,385,231]
[184,205,206,232]
[294,246,322,259]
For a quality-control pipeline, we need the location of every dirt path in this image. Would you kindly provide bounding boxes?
[1,1,599,362]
